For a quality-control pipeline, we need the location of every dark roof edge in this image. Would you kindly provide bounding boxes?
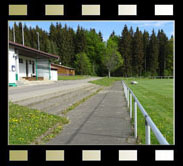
[9,41,59,59]
[51,63,75,70]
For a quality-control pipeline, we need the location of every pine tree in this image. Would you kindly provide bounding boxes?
[149,30,159,76]
[98,31,103,41]
[58,25,75,66]
[157,30,169,76]
[75,26,87,54]
[24,24,31,47]
[165,36,173,76]
[110,31,115,38]
[9,27,13,41]
[14,22,23,44]
[119,25,133,77]
[143,31,150,74]
[132,27,144,76]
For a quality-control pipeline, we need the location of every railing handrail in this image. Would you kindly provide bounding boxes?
[122,80,169,145]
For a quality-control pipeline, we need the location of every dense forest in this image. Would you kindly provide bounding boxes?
[9,22,174,77]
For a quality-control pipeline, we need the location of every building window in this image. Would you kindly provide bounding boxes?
[19,58,23,63]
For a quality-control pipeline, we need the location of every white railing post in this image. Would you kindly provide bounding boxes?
[130,93,132,119]
[121,80,169,145]
[134,101,137,138]
[125,86,127,99]
[123,82,126,99]
[145,120,151,145]
[125,86,127,100]
[127,89,129,108]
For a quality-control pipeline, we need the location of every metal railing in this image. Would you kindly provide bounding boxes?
[123,76,174,79]
[122,80,169,145]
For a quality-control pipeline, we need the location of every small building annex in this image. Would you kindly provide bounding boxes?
[9,41,59,86]
[51,64,75,76]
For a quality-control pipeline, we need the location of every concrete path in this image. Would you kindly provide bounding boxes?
[8,77,101,102]
[15,84,101,116]
[47,81,136,145]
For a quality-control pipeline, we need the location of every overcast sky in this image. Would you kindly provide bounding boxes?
[9,21,174,41]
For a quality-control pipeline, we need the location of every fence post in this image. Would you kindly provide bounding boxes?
[127,89,129,108]
[145,119,151,145]
[125,86,127,99]
[124,84,126,99]
[134,101,137,138]
[130,93,132,119]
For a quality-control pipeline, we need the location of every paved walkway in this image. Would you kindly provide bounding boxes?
[47,81,136,145]
[8,77,101,102]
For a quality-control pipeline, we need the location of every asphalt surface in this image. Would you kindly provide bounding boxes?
[47,81,136,145]
[8,77,101,102]
[9,78,135,145]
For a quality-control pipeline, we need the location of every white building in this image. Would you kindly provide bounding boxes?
[9,41,59,86]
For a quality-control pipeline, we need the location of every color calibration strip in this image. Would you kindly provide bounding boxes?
[8,4,174,16]
[9,150,28,161]
[9,5,27,16]
[46,150,64,161]
[82,5,100,16]
[45,5,64,16]
[9,150,175,161]
[118,5,137,15]
[82,150,101,161]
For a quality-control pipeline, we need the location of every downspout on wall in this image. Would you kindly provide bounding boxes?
[35,59,38,80]
[49,60,51,80]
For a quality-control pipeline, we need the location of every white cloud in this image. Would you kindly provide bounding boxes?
[131,21,172,28]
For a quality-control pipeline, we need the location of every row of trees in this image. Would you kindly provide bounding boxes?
[9,22,173,77]
[118,25,173,77]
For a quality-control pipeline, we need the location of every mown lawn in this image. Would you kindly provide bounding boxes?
[9,102,69,145]
[123,78,174,144]
[58,75,89,80]
[89,77,122,86]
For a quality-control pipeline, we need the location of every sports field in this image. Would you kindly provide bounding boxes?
[123,78,174,144]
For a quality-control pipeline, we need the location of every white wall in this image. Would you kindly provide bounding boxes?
[9,46,51,81]
[51,70,58,81]
[9,48,16,84]
[19,57,26,78]
[19,56,36,78]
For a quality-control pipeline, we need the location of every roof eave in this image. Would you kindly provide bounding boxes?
[9,41,59,59]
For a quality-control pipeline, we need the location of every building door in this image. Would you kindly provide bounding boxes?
[26,60,28,77]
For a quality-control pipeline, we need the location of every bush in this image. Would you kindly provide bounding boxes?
[74,52,92,75]
[143,71,152,77]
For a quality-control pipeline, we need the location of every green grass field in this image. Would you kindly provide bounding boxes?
[89,77,122,86]
[123,78,174,144]
[9,77,174,145]
[58,75,89,80]
[9,102,69,145]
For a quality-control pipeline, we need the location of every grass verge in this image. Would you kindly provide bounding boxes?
[58,75,90,80]
[62,88,103,115]
[9,102,69,145]
[123,78,174,144]
[89,77,122,86]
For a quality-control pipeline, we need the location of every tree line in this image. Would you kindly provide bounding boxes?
[9,22,173,77]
